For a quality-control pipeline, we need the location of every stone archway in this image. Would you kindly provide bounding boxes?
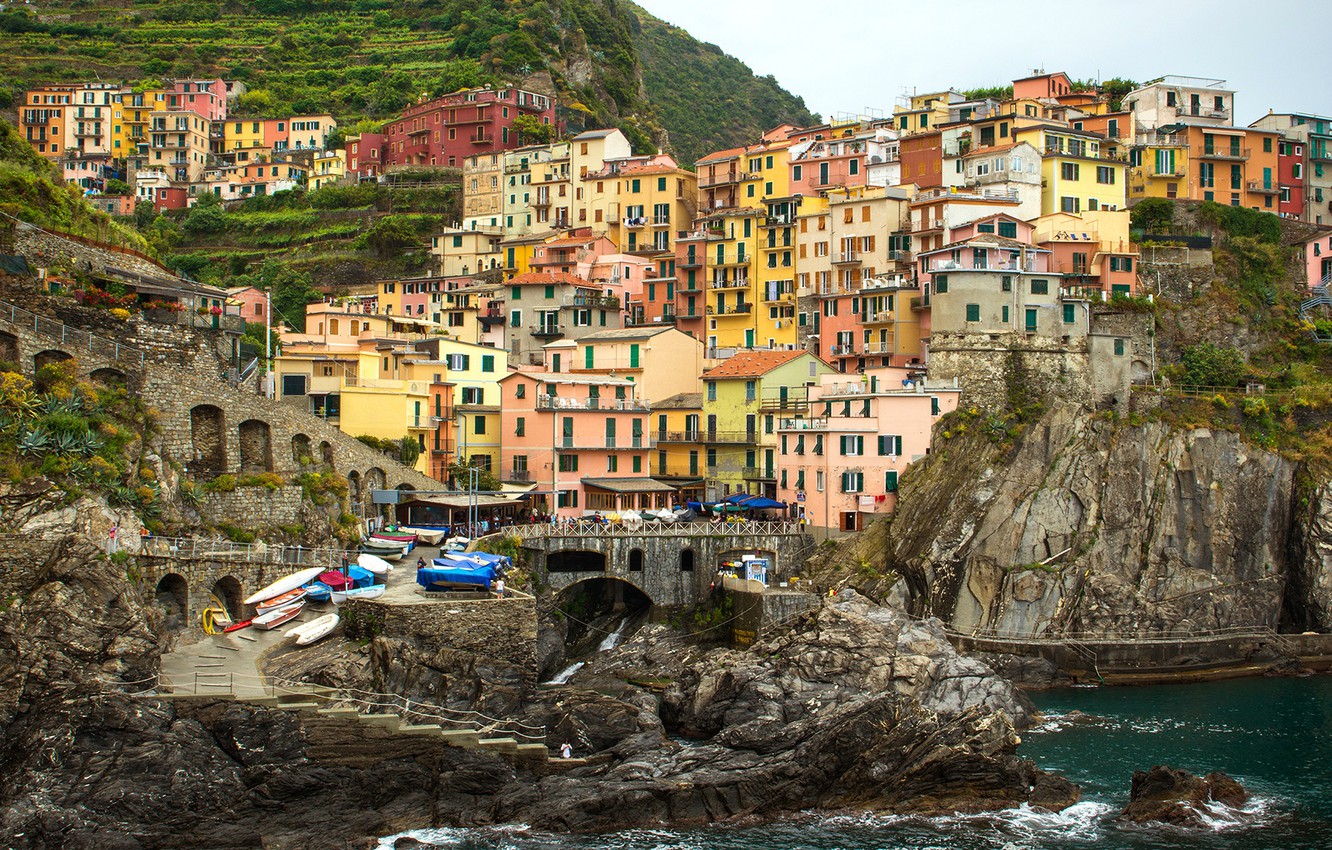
[320,441,334,470]
[628,548,644,572]
[90,367,128,387]
[155,572,188,614]
[190,404,227,476]
[0,331,19,367]
[555,575,653,614]
[33,349,73,372]
[547,549,607,573]
[347,470,361,503]
[365,467,386,493]
[210,576,244,620]
[292,433,313,467]
[238,419,273,473]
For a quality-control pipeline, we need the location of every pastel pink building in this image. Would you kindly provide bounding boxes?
[499,370,672,517]
[1307,230,1332,288]
[226,286,269,326]
[347,133,387,180]
[775,367,960,537]
[168,79,229,122]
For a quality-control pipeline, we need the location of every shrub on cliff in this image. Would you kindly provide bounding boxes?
[1181,343,1245,390]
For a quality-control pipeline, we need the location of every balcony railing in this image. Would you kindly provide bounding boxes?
[698,170,756,189]
[707,302,753,316]
[537,395,649,412]
[652,215,671,226]
[1199,146,1249,160]
[564,294,620,309]
[653,430,702,443]
[506,468,533,482]
[832,251,861,264]
[530,324,564,337]
[679,254,703,269]
[742,467,776,481]
[710,277,750,290]
[1246,181,1279,195]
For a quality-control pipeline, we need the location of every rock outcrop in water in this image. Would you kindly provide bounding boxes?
[1119,765,1249,827]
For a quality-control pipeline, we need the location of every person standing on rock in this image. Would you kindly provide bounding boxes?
[560,741,573,759]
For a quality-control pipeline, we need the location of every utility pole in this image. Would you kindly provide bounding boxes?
[265,288,273,399]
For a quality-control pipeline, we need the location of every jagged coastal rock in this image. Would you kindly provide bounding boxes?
[0,488,1073,846]
[1119,765,1249,827]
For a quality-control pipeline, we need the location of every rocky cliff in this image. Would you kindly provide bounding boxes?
[808,400,1332,641]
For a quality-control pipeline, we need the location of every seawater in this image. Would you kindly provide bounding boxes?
[380,675,1332,849]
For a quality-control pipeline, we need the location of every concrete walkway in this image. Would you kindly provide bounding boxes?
[159,544,455,695]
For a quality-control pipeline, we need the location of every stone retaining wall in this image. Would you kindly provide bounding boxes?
[343,594,538,681]
[199,485,307,529]
[729,584,821,647]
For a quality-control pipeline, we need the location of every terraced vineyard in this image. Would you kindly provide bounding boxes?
[0,0,818,163]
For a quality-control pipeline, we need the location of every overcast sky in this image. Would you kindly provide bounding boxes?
[634,0,1332,126]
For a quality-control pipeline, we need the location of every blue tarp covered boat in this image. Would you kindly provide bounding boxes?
[418,558,495,590]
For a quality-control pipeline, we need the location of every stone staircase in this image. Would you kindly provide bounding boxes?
[1298,273,1332,342]
[149,678,575,766]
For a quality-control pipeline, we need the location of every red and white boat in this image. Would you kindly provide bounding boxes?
[255,587,307,615]
[253,601,305,630]
[222,618,253,634]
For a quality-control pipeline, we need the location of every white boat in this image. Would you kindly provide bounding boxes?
[289,613,340,646]
[357,553,394,575]
[255,587,307,615]
[330,584,386,604]
[252,601,305,630]
[400,526,445,545]
[444,536,470,552]
[243,567,325,606]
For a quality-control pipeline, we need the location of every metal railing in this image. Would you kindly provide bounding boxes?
[514,519,803,538]
[0,299,146,367]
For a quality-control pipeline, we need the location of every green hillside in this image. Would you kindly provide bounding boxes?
[0,0,817,162]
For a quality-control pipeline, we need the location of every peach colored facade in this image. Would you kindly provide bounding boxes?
[226,286,269,325]
[775,368,960,537]
[499,371,666,517]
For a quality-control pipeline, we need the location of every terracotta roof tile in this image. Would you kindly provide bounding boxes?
[703,349,810,379]
[507,272,591,286]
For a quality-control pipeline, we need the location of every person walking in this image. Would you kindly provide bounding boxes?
[560,741,573,759]
[495,577,506,598]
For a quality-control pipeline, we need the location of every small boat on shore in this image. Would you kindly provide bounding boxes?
[369,531,416,544]
[360,542,405,560]
[302,582,332,603]
[222,618,253,634]
[330,584,385,604]
[253,601,305,630]
[290,612,340,646]
[255,587,307,615]
[243,567,324,606]
[357,553,393,575]
[399,526,444,545]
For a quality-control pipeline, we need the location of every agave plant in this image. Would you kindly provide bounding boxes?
[76,432,104,455]
[18,425,52,454]
[52,431,82,454]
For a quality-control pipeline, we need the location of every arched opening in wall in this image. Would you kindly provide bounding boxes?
[33,349,73,373]
[89,367,128,387]
[238,419,274,473]
[680,549,695,572]
[0,331,20,367]
[320,441,334,470]
[1131,358,1152,384]
[628,548,644,572]
[190,404,227,476]
[347,470,361,503]
[209,576,244,621]
[547,577,653,680]
[292,433,313,467]
[155,572,189,619]
[547,549,606,573]
[364,467,386,500]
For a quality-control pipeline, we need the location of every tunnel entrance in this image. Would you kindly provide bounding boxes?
[545,577,653,684]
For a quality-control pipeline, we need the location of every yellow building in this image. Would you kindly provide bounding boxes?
[224,118,267,153]
[431,228,505,277]
[1013,125,1129,215]
[894,90,964,137]
[308,150,345,190]
[571,326,704,403]
[701,349,836,500]
[114,88,168,160]
[401,337,507,473]
[521,141,572,233]
[650,391,705,502]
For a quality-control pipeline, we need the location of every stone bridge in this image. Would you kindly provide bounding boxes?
[0,296,438,513]
[134,536,356,626]
[515,521,815,608]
